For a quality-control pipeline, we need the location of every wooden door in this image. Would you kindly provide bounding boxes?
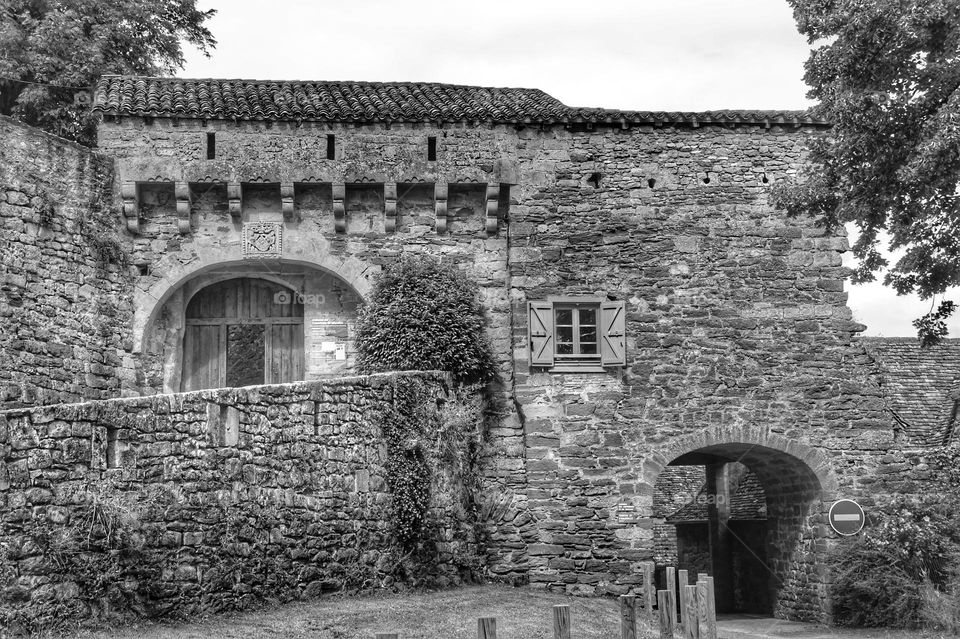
[181,278,304,391]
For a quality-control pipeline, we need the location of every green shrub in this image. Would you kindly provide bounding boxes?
[355,255,497,387]
[830,494,960,628]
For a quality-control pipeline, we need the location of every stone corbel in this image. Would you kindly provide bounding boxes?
[485,182,500,236]
[120,181,140,234]
[384,182,397,233]
[435,182,448,234]
[174,181,191,234]
[227,182,242,221]
[281,182,296,222]
[333,182,346,233]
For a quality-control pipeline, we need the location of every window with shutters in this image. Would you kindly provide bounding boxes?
[528,297,627,371]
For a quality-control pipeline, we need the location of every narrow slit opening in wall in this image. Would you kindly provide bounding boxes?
[106,426,119,469]
[648,178,656,188]
[587,172,602,188]
[206,132,216,159]
[761,173,769,184]
[327,134,336,160]
[427,136,437,161]
[137,264,150,276]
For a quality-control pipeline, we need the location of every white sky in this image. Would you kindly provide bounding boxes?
[179,0,960,338]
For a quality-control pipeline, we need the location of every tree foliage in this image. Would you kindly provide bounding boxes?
[355,255,497,387]
[778,0,960,345]
[0,0,216,144]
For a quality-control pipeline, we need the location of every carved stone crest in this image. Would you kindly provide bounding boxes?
[242,222,282,258]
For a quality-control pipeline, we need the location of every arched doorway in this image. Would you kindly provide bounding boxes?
[182,278,304,391]
[650,439,832,621]
[136,261,362,395]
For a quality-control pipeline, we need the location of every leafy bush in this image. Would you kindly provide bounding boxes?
[355,255,497,387]
[831,494,960,628]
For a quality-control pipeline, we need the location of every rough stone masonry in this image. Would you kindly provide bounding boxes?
[0,76,940,624]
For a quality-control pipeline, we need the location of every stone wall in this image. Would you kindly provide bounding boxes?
[505,125,889,618]
[0,371,473,627]
[81,115,895,620]
[0,116,135,410]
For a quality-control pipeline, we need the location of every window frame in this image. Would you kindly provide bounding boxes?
[553,301,601,363]
[528,296,626,373]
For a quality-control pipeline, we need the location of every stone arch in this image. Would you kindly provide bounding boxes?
[643,424,839,622]
[133,246,375,354]
[641,424,839,500]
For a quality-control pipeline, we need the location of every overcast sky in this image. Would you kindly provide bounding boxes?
[179,0,959,338]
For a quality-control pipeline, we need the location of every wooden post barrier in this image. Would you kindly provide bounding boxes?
[704,576,717,639]
[553,604,571,639]
[683,584,700,639]
[478,617,497,639]
[666,566,677,628]
[696,580,710,639]
[677,569,689,622]
[657,590,671,639]
[620,594,637,639]
[642,562,656,618]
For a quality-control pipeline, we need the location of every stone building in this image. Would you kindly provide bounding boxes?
[1,76,956,623]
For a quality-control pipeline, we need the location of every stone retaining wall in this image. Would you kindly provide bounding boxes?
[0,371,473,628]
[0,115,135,410]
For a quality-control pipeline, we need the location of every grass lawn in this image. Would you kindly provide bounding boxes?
[73,584,633,639]
[63,584,952,639]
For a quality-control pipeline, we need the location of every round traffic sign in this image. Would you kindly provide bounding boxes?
[829,499,865,536]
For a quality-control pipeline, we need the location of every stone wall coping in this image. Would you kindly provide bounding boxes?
[0,370,450,419]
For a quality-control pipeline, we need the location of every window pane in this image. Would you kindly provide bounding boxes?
[556,342,573,355]
[556,326,574,343]
[580,327,597,343]
[579,307,597,325]
[555,308,573,325]
[226,324,265,387]
[581,342,598,355]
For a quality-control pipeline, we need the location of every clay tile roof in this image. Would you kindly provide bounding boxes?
[861,337,960,446]
[93,76,828,127]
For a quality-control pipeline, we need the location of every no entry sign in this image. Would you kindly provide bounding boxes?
[829,499,865,536]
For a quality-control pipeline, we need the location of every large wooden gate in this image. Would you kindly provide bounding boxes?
[181,278,304,391]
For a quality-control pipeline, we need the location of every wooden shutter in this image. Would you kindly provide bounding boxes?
[600,301,627,366]
[528,301,555,367]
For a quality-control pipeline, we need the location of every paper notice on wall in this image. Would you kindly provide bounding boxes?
[309,318,351,374]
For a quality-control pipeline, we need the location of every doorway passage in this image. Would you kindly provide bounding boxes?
[651,442,828,620]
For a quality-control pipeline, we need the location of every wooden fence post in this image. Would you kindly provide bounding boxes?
[553,604,571,639]
[657,590,671,639]
[677,569,689,622]
[683,584,700,639]
[478,617,497,639]
[704,576,717,639]
[696,580,710,639]
[666,566,677,628]
[642,562,656,618]
[620,594,637,639]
